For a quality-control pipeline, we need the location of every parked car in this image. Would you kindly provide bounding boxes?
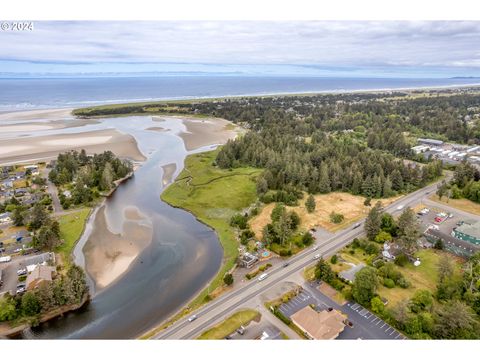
[16,283,26,294]
[17,268,27,276]
[188,315,198,322]
[236,326,245,335]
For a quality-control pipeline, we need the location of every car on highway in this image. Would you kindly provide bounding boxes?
[313,254,321,260]
[282,262,290,268]
[188,315,198,322]
[258,273,269,281]
[313,245,319,250]
[352,223,361,229]
[396,205,404,211]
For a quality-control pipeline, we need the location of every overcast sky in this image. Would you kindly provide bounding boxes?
[1,21,480,77]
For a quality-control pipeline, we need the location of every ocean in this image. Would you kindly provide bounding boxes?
[1,76,479,111]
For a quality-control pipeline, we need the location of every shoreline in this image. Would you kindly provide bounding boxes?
[4,81,480,115]
[0,292,90,338]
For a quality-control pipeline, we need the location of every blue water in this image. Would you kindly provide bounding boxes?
[1,76,479,111]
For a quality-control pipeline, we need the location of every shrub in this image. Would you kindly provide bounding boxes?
[223,273,234,286]
[397,277,410,289]
[394,254,409,267]
[330,254,338,264]
[365,243,379,255]
[230,214,248,229]
[330,212,345,224]
[302,232,314,246]
[384,278,395,288]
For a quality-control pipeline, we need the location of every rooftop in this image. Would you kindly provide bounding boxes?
[290,306,347,340]
[456,221,480,239]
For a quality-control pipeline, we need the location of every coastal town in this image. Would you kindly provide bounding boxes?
[2,17,480,358]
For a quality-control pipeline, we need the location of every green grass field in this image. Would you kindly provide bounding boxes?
[377,249,464,307]
[56,208,91,265]
[198,309,260,339]
[161,149,261,305]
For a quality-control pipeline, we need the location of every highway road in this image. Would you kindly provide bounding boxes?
[152,179,443,339]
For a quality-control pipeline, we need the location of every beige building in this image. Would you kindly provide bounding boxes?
[290,306,347,340]
[26,265,55,290]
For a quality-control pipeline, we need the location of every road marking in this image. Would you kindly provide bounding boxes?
[370,316,378,323]
[365,314,372,319]
[395,334,401,339]
[389,329,396,336]
[351,304,360,310]
[385,327,392,333]
[374,319,382,325]
[380,323,386,329]
[359,309,368,316]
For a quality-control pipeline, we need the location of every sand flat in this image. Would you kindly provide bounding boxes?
[0,128,146,165]
[0,108,74,122]
[161,163,177,186]
[179,117,240,151]
[83,206,153,291]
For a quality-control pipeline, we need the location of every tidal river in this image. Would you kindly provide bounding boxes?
[18,116,224,339]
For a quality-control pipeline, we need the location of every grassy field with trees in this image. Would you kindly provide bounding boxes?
[161,149,261,305]
[56,208,91,265]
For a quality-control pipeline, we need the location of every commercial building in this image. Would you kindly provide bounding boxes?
[418,138,444,146]
[452,222,480,246]
[290,306,347,340]
[26,264,55,290]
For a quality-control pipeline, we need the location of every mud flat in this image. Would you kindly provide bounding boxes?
[0,128,146,165]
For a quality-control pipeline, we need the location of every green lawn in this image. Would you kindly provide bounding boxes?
[198,309,260,339]
[56,208,91,265]
[377,249,464,307]
[161,149,261,307]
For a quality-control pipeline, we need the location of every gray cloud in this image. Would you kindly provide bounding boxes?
[0,21,479,75]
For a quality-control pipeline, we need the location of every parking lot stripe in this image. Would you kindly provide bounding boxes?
[380,323,386,329]
[370,316,377,323]
[389,329,396,336]
[351,304,360,310]
[385,327,392,333]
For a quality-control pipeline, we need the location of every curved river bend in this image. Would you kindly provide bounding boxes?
[19,116,223,339]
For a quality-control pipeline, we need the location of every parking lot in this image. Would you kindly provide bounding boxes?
[0,252,54,295]
[277,283,406,340]
[278,289,324,317]
[341,302,406,340]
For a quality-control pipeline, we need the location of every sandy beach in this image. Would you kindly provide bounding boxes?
[179,117,240,151]
[0,128,146,165]
[83,206,153,290]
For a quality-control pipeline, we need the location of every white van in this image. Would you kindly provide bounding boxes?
[258,273,268,281]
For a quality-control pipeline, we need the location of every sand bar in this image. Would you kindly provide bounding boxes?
[0,128,146,165]
[161,163,177,186]
[179,117,240,151]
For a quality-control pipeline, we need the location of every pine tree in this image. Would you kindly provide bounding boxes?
[364,202,383,241]
[382,176,393,197]
[306,194,316,213]
[318,164,331,193]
